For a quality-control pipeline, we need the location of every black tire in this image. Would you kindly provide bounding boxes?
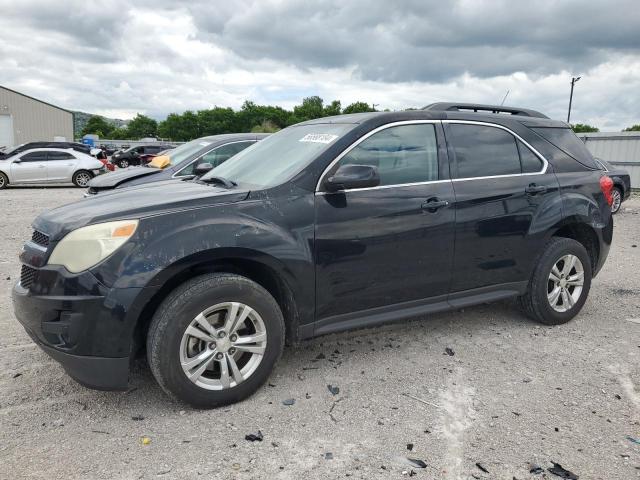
[118,159,129,168]
[147,273,285,408]
[0,171,8,189]
[519,237,592,325]
[72,170,93,187]
[611,186,623,214]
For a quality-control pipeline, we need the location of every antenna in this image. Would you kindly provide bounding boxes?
[500,90,510,106]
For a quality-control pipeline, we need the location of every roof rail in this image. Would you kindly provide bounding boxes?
[423,102,549,119]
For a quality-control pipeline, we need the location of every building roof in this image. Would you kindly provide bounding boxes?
[0,85,73,114]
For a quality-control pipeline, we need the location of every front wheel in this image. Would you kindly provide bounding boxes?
[519,237,592,325]
[0,172,8,189]
[72,170,93,187]
[118,159,129,168]
[147,273,285,408]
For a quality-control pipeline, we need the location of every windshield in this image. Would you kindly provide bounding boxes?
[202,123,355,188]
[149,138,212,168]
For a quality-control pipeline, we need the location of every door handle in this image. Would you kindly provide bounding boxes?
[421,198,449,212]
[525,184,547,195]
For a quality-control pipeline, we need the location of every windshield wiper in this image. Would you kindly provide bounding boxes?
[199,176,237,189]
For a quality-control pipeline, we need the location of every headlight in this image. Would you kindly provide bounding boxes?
[48,220,138,273]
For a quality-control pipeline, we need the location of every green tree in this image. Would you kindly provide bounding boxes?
[323,100,342,116]
[623,124,640,132]
[197,107,237,135]
[126,114,158,139]
[571,123,599,133]
[251,120,281,133]
[293,96,325,121]
[343,101,375,114]
[159,111,200,141]
[81,116,114,138]
[109,126,130,139]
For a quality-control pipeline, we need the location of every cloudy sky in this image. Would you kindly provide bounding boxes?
[1,0,639,130]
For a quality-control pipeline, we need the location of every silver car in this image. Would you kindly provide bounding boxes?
[0,148,105,189]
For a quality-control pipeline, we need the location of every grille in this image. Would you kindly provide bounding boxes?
[20,265,36,289]
[31,230,49,247]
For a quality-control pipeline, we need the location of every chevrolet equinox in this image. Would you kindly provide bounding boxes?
[13,103,614,408]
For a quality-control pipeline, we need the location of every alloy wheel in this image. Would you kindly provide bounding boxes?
[0,175,5,188]
[75,172,91,187]
[119,160,129,168]
[179,302,267,390]
[547,254,584,313]
[611,189,622,213]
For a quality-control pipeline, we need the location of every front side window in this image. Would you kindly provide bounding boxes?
[20,152,48,162]
[336,124,439,186]
[449,124,521,178]
[178,142,253,176]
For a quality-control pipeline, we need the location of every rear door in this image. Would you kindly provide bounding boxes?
[314,122,456,327]
[46,150,78,182]
[10,151,48,183]
[444,121,560,293]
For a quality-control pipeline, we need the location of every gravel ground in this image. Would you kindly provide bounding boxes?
[1,187,639,480]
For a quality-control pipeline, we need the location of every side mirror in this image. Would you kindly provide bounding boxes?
[13,158,21,164]
[324,164,380,192]
[194,162,214,177]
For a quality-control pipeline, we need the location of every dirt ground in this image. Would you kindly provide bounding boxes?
[1,187,639,480]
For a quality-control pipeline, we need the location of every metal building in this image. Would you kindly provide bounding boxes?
[0,86,74,149]
[578,132,640,188]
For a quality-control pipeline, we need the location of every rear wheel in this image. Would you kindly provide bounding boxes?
[519,237,592,325]
[611,186,623,214]
[147,273,285,408]
[118,159,129,168]
[0,172,8,189]
[72,170,93,187]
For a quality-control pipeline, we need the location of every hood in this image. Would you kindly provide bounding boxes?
[87,167,163,189]
[34,180,250,240]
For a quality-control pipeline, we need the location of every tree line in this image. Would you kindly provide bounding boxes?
[80,97,376,141]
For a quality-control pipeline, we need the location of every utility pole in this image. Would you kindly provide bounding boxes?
[567,76,581,123]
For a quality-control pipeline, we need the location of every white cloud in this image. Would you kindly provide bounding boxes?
[0,0,638,130]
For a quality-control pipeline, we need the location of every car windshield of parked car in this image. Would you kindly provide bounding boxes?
[148,139,212,168]
[202,124,355,188]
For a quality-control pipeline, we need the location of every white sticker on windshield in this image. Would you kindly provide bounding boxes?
[299,134,339,144]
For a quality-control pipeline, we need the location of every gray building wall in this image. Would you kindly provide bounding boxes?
[0,86,74,147]
[577,132,640,189]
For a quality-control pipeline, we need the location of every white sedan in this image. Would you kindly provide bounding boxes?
[0,148,105,188]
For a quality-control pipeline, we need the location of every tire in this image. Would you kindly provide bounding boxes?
[611,186,623,214]
[118,159,129,168]
[72,170,93,187]
[147,273,285,408]
[0,172,8,189]
[519,237,592,325]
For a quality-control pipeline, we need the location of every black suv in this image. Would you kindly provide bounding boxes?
[13,103,614,408]
[110,144,173,168]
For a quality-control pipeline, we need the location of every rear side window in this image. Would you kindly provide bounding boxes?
[47,151,75,160]
[338,124,439,186]
[517,141,543,173]
[530,127,598,169]
[449,124,520,178]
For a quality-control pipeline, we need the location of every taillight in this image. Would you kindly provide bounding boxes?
[600,175,614,206]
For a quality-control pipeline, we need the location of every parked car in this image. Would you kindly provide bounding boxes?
[13,103,614,408]
[593,157,631,214]
[137,148,174,165]
[0,148,105,188]
[86,134,267,195]
[110,144,174,168]
[100,144,119,156]
[0,141,91,160]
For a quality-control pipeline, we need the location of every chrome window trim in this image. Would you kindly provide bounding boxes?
[315,179,451,195]
[172,140,255,178]
[315,120,441,192]
[442,120,549,181]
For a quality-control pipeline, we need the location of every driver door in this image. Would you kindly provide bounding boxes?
[11,151,48,183]
[313,122,455,332]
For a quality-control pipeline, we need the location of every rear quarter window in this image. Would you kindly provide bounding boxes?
[530,127,598,169]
